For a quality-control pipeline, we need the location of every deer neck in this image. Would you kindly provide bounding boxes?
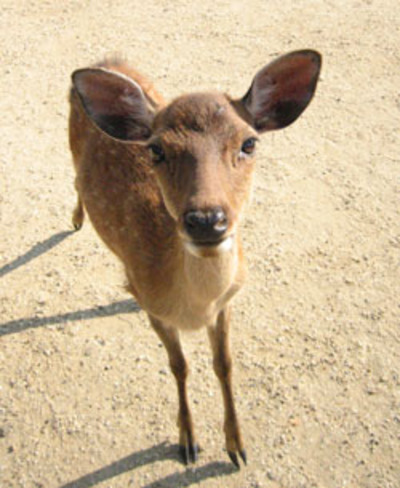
[176,234,240,305]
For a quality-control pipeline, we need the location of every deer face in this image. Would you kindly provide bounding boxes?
[147,93,258,257]
[72,50,321,258]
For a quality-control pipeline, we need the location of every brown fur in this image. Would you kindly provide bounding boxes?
[69,51,321,466]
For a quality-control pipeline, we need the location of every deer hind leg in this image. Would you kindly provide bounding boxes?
[208,306,246,468]
[149,315,199,464]
[72,179,84,230]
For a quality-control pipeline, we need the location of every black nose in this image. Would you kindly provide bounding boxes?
[183,207,228,243]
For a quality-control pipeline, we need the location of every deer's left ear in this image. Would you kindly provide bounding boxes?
[238,50,322,132]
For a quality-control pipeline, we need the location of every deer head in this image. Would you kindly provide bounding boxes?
[72,50,321,258]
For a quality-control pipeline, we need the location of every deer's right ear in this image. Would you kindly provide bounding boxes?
[72,68,154,141]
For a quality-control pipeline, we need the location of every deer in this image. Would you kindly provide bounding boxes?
[68,50,321,468]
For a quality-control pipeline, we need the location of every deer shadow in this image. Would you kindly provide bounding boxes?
[0,229,140,336]
[0,230,74,278]
[0,298,140,336]
[60,442,236,488]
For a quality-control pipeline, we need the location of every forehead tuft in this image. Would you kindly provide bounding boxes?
[154,93,235,134]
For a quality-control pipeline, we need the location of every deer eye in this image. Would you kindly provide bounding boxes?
[148,144,165,164]
[240,137,257,155]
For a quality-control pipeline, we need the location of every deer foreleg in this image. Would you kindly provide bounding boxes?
[72,179,84,230]
[208,306,246,468]
[149,315,198,464]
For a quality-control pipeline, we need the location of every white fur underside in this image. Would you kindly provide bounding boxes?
[150,236,239,330]
[183,235,234,258]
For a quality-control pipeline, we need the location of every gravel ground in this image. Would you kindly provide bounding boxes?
[1,1,399,487]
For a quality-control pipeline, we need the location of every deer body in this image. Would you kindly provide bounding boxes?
[69,52,321,466]
[71,91,245,331]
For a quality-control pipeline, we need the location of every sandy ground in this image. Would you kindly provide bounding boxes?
[1,1,399,487]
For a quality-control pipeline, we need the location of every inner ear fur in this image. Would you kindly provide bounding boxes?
[72,68,155,141]
[238,50,322,132]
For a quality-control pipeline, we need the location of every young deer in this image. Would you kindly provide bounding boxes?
[69,50,321,467]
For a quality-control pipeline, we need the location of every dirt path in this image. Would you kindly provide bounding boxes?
[1,1,399,487]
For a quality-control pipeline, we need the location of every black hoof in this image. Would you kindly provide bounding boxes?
[228,451,240,468]
[179,442,199,464]
[228,449,247,468]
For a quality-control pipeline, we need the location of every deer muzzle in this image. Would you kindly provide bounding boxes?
[182,207,234,257]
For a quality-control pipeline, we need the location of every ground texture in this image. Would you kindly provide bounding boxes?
[1,1,399,487]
